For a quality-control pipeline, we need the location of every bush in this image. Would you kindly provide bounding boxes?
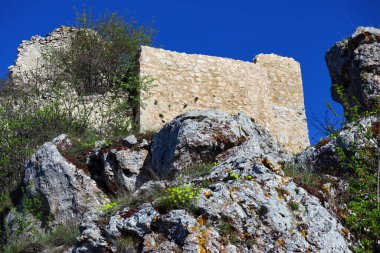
[312,83,380,252]
[2,223,79,253]
[156,184,201,213]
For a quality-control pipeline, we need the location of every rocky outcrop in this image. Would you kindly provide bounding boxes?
[326,26,380,113]
[72,154,352,253]
[87,142,150,196]
[22,134,109,226]
[70,110,352,252]
[296,115,378,175]
[150,110,286,179]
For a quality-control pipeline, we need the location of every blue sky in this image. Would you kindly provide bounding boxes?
[0,0,379,143]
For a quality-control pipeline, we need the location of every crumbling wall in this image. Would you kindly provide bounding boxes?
[9,27,309,153]
[139,46,309,153]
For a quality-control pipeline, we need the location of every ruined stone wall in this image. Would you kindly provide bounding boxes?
[139,46,309,153]
[9,27,309,153]
[9,26,74,84]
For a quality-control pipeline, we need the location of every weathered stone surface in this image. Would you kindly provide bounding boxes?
[87,147,149,195]
[70,111,351,252]
[23,136,109,226]
[71,211,113,253]
[72,156,352,252]
[195,157,352,252]
[326,26,380,113]
[107,203,158,238]
[150,110,286,179]
[9,26,74,85]
[296,115,378,174]
[122,135,138,147]
[140,46,309,153]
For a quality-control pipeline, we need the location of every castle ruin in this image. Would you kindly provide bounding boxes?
[9,27,309,154]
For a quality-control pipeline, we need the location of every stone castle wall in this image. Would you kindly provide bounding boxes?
[9,27,309,154]
[139,46,309,153]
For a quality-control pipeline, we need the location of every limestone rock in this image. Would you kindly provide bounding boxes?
[23,137,108,226]
[87,147,149,195]
[72,156,352,252]
[150,110,286,179]
[71,211,113,253]
[326,26,380,113]
[70,111,351,252]
[296,115,378,174]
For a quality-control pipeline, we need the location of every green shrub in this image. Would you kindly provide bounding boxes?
[0,193,12,214]
[288,201,299,211]
[156,184,201,212]
[115,234,140,253]
[179,162,217,179]
[2,223,79,253]
[218,221,241,245]
[314,83,380,251]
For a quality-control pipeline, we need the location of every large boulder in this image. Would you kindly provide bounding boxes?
[150,110,286,179]
[71,155,353,252]
[326,26,380,114]
[23,135,109,226]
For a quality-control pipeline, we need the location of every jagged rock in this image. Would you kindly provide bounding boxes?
[195,156,352,252]
[150,110,286,179]
[87,147,149,195]
[69,111,352,252]
[22,136,109,226]
[326,26,380,113]
[72,155,352,252]
[122,135,138,147]
[71,211,113,253]
[296,115,378,174]
[107,203,158,238]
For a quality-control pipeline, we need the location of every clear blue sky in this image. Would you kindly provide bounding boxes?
[1,0,379,143]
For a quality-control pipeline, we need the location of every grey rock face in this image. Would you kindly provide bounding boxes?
[87,147,149,195]
[195,157,352,252]
[107,203,158,238]
[23,138,108,226]
[69,110,352,252]
[326,26,380,113]
[72,155,352,252]
[71,211,113,253]
[296,115,378,174]
[151,110,286,179]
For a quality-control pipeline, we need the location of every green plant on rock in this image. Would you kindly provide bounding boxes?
[335,132,380,252]
[288,201,299,211]
[179,162,217,179]
[115,233,140,253]
[229,173,239,180]
[156,184,201,212]
[318,83,380,252]
[2,223,79,253]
